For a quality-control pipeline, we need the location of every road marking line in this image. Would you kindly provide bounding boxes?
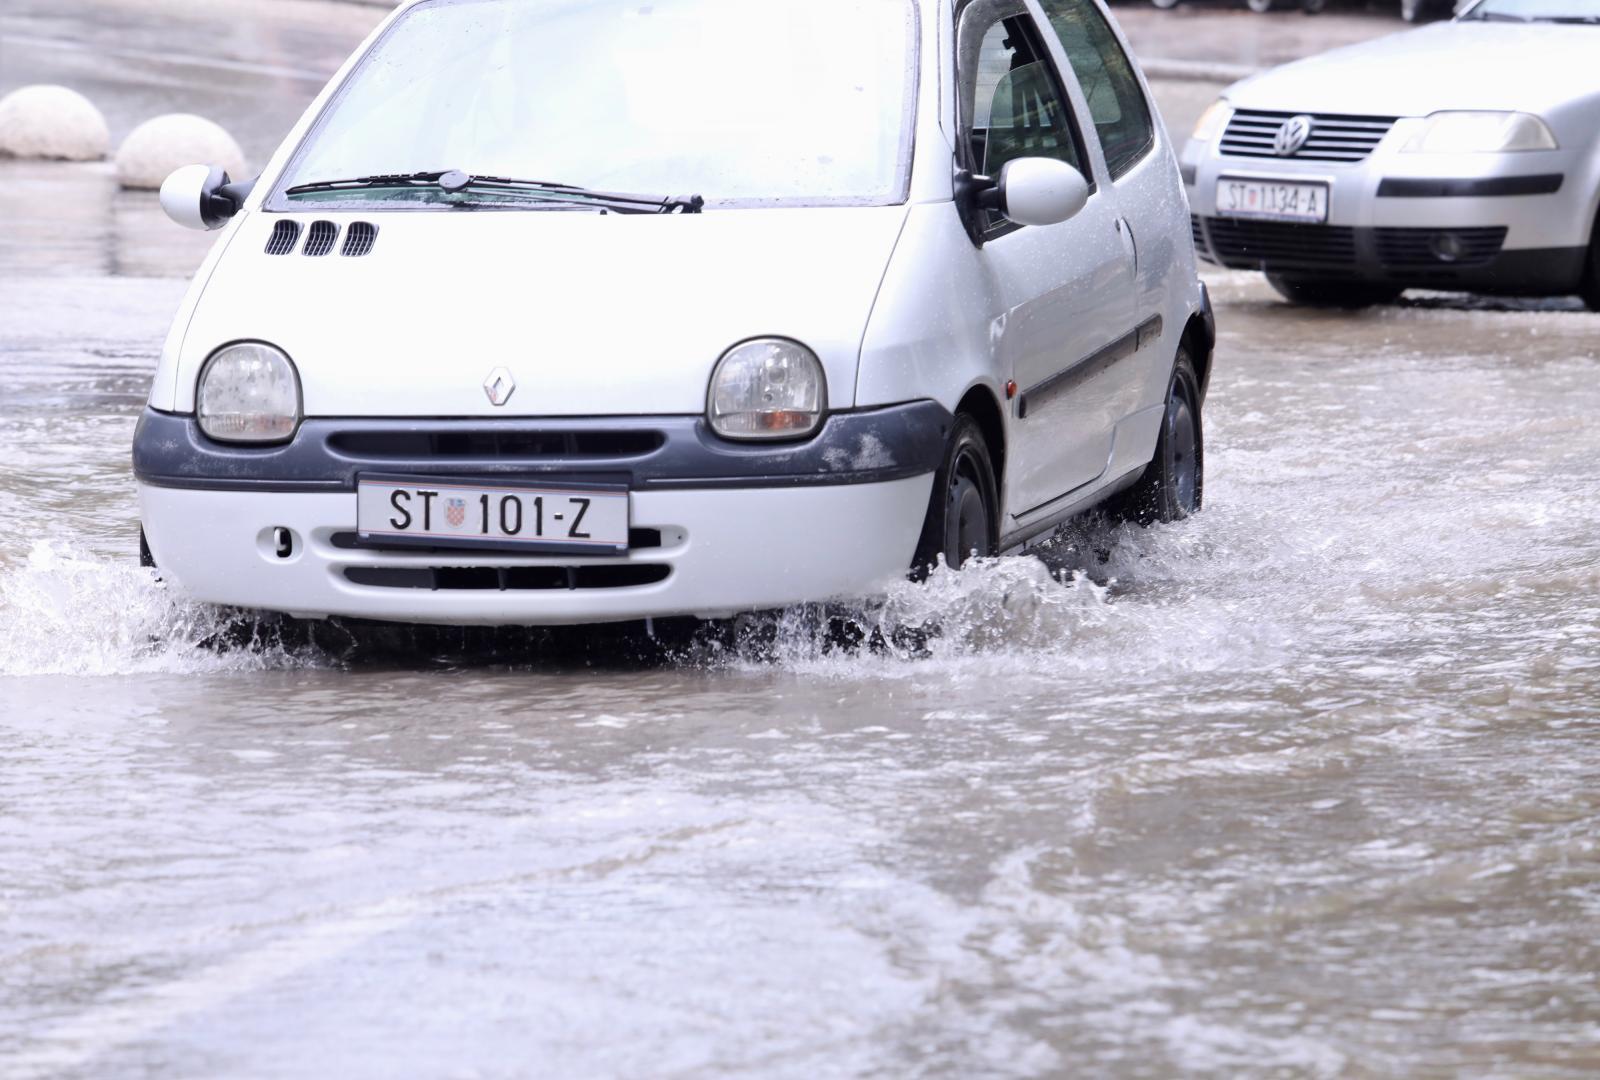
[3,898,420,1077]
[0,33,332,84]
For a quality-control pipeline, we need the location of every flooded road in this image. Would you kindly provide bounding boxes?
[5,2,1600,1076]
[5,263,1599,1076]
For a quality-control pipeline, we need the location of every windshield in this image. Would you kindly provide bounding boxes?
[1460,0,1600,20]
[272,0,917,210]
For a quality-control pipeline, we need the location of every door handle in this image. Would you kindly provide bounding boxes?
[1115,216,1138,270]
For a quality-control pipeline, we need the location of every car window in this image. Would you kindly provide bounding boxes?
[958,3,1089,230]
[1038,0,1155,179]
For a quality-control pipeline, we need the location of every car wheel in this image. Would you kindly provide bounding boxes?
[1581,214,1600,312]
[1247,0,1279,12]
[1266,274,1403,309]
[911,413,1000,578]
[1109,349,1204,527]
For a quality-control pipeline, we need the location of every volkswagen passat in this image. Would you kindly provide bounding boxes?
[136,0,1213,627]
[1182,0,1600,308]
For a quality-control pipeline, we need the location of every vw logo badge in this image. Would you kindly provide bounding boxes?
[484,367,516,407]
[1274,115,1315,157]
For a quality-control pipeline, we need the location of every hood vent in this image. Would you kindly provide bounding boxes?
[341,221,378,257]
[264,220,302,255]
[303,220,339,257]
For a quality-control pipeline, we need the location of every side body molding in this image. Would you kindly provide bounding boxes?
[1017,315,1164,420]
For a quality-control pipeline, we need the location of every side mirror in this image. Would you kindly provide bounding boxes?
[978,158,1090,228]
[159,164,253,231]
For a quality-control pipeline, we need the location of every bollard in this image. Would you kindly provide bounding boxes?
[0,85,111,161]
[116,114,247,191]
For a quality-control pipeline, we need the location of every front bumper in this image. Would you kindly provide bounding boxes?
[1182,123,1592,294]
[135,403,949,625]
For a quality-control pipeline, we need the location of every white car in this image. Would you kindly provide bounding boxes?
[1182,0,1600,308]
[137,0,1213,627]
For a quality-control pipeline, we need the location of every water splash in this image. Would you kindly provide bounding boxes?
[0,542,321,677]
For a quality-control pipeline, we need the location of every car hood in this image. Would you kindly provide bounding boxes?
[169,204,909,417]
[1227,23,1600,118]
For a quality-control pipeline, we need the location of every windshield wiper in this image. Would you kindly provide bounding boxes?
[284,169,705,214]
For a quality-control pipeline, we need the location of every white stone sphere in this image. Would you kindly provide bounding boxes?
[0,85,111,161]
[115,114,247,190]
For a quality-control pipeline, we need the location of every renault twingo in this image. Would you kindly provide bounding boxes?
[137,0,1214,626]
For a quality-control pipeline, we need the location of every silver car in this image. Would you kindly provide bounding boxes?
[133,0,1213,627]
[1181,0,1600,309]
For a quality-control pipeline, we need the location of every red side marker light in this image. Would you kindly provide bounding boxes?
[1005,380,1017,400]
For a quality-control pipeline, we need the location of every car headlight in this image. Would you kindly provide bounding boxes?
[1404,112,1558,154]
[1191,98,1232,143]
[707,338,827,440]
[197,342,302,443]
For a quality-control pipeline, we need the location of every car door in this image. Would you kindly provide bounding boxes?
[957,0,1136,521]
[1035,0,1171,432]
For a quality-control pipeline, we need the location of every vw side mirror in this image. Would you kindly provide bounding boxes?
[159,164,254,231]
[976,158,1090,228]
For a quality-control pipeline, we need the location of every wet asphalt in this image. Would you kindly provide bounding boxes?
[3,3,1599,1078]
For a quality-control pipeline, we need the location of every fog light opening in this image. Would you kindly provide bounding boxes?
[1430,232,1465,264]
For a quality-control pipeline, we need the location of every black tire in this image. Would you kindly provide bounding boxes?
[911,413,1000,578]
[1266,274,1403,309]
[1108,349,1204,527]
[1581,214,1600,312]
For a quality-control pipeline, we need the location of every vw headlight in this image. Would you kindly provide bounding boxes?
[1404,112,1558,154]
[197,342,302,443]
[707,338,827,440]
[1191,98,1232,143]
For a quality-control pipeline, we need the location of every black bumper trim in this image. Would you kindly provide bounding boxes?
[1376,174,1564,199]
[132,402,953,493]
[1191,215,1588,294]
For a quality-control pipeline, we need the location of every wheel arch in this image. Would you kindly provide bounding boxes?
[955,383,1007,487]
[1180,283,1217,402]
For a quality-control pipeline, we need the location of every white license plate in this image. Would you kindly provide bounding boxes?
[1216,176,1329,223]
[356,476,629,554]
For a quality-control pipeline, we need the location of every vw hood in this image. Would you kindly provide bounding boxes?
[159,205,910,417]
[1227,23,1600,119]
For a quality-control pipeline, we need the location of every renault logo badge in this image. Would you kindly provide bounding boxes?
[484,367,516,407]
[1274,115,1315,157]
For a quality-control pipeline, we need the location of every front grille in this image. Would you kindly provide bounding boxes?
[1221,109,1398,164]
[264,220,301,255]
[327,429,665,460]
[1205,218,1358,272]
[344,564,671,591]
[302,220,339,257]
[1374,226,1507,269]
[331,528,666,552]
[341,221,378,257]
[1190,215,1214,263]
